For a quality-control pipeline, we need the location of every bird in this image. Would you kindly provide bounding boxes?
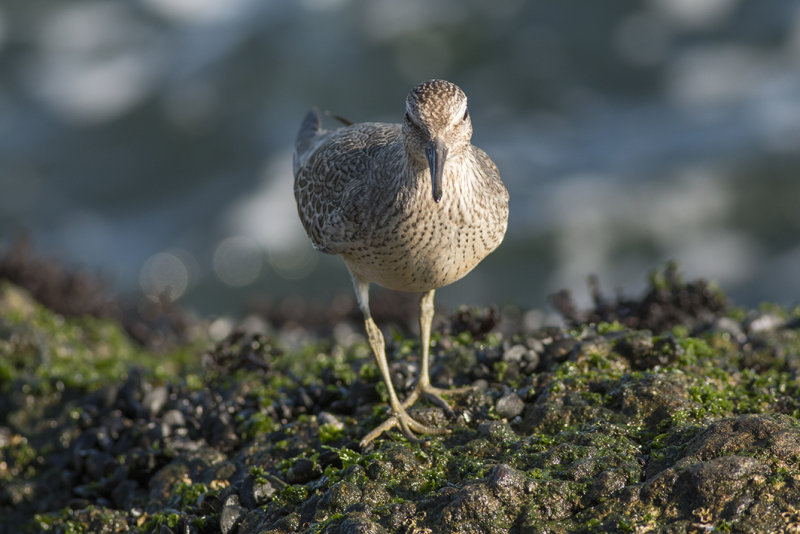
[293,79,509,447]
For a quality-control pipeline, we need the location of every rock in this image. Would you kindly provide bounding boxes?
[83,449,115,480]
[438,483,509,533]
[488,464,526,506]
[484,420,516,443]
[585,469,628,505]
[236,509,269,534]
[615,331,683,370]
[318,411,344,429]
[640,414,800,528]
[220,494,246,534]
[670,414,800,472]
[143,385,168,417]
[328,515,388,534]
[240,475,279,509]
[5,268,800,534]
[540,336,579,370]
[502,344,527,363]
[286,458,320,484]
[495,391,524,419]
[688,455,769,512]
[320,481,362,513]
[162,409,186,429]
[111,479,139,509]
[745,312,784,333]
[609,372,690,423]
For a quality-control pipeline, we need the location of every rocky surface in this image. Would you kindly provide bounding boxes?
[1,265,800,533]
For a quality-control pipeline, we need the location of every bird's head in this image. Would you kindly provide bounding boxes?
[403,79,472,203]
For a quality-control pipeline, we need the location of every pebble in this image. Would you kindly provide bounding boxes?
[287,458,319,484]
[495,392,524,419]
[745,312,784,334]
[240,475,279,508]
[488,463,526,500]
[502,344,527,363]
[111,479,139,509]
[143,385,168,416]
[220,494,246,534]
[318,411,344,429]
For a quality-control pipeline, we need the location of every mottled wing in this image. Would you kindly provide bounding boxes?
[293,116,402,255]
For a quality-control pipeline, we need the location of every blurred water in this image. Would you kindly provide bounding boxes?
[1,0,799,314]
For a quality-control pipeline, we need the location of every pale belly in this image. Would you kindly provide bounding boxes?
[341,216,504,292]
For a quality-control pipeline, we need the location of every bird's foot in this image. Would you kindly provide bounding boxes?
[360,406,446,448]
[402,382,472,415]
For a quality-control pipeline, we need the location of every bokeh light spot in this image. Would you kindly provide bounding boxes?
[213,235,263,287]
[268,244,318,281]
[139,250,190,302]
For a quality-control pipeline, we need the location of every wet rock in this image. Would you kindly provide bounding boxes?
[116,375,144,419]
[520,348,540,374]
[202,411,238,450]
[365,459,393,481]
[640,414,800,527]
[318,411,344,429]
[519,388,603,435]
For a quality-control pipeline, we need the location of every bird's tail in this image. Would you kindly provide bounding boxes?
[293,108,322,176]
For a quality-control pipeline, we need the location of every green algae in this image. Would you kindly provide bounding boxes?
[0,282,196,397]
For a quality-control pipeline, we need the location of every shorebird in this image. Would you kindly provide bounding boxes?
[293,79,509,446]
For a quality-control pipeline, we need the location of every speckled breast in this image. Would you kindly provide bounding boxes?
[342,196,507,292]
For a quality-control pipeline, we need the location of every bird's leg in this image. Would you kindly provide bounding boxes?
[351,275,444,447]
[403,289,471,412]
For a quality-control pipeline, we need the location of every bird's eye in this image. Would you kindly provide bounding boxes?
[405,112,412,124]
[462,109,469,122]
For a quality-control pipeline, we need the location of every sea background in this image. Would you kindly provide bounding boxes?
[1,0,799,316]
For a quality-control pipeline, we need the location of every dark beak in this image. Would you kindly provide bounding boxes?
[425,137,448,203]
